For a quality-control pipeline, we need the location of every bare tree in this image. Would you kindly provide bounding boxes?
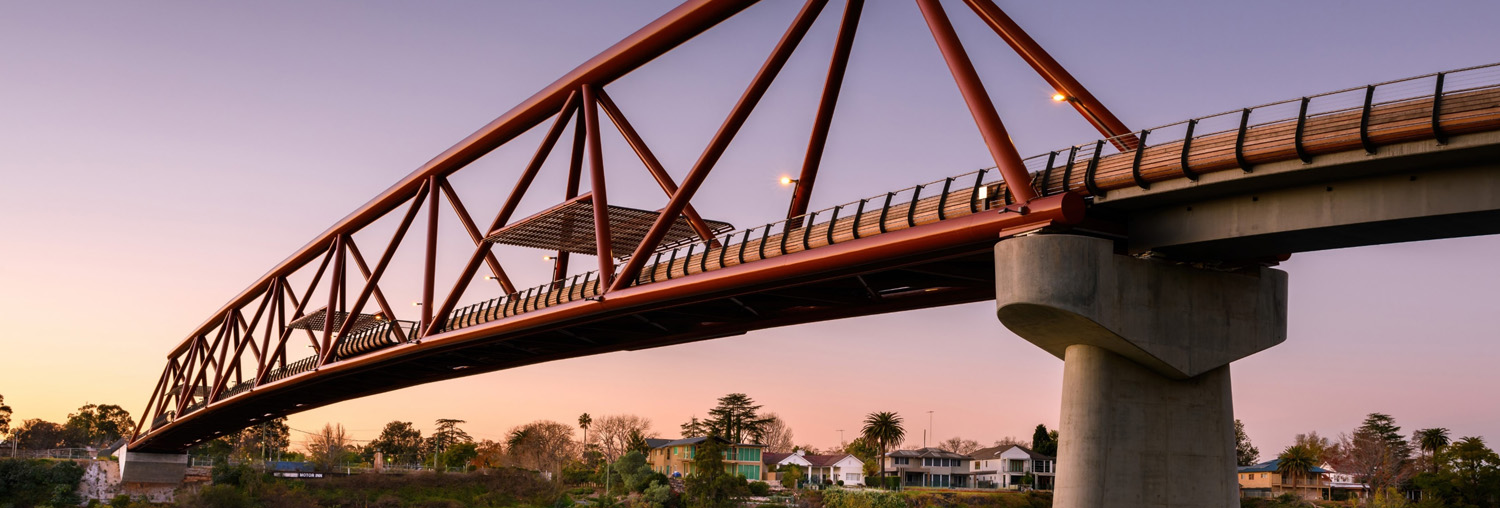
[306,423,351,471]
[760,413,795,453]
[507,420,578,480]
[592,414,657,462]
[939,437,982,455]
[993,436,1026,447]
[1329,430,1412,498]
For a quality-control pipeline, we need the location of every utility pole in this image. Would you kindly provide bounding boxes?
[928,411,935,448]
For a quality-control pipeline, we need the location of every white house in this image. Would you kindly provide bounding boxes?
[763,450,865,486]
[968,444,1055,490]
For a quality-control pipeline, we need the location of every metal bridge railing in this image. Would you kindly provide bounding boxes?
[437,167,1011,334]
[1026,61,1500,198]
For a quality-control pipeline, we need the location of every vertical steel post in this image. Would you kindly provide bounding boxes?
[582,85,615,291]
[916,0,1037,203]
[422,175,438,333]
[788,0,865,224]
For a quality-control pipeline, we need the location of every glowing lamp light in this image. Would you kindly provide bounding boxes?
[779,176,798,186]
[1052,93,1068,102]
[542,255,555,261]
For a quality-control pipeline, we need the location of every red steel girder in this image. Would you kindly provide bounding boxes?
[917,0,1037,204]
[165,0,762,358]
[961,0,1136,151]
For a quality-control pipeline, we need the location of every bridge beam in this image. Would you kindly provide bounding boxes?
[995,234,1287,508]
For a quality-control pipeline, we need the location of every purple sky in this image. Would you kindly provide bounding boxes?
[3,1,1499,455]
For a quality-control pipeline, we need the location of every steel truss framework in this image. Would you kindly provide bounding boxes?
[145,0,1500,452]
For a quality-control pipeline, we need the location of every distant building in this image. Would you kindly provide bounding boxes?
[646,436,764,480]
[968,444,1055,490]
[763,450,865,486]
[881,448,972,488]
[1237,459,1331,500]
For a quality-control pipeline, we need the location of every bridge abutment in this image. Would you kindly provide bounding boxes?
[994,234,1287,508]
[119,447,189,485]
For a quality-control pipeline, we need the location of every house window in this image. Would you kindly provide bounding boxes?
[895,457,909,465]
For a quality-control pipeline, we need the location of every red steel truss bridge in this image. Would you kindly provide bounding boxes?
[130,0,1500,454]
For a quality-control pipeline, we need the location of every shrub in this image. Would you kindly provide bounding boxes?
[821,489,906,508]
[748,481,772,496]
[0,459,86,507]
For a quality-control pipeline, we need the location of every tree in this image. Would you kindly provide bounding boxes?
[938,437,981,455]
[369,421,424,466]
[507,420,577,480]
[612,450,658,493]
[861,412,905,487]
[793,444,822,455]
[63,403,134,448]
[993,436,1027,447]
[1277,444,1319,496]
[680,416,708,438]
[1358,413,1412,462]
[471,439,506,470]
[626,428,652,457]
[1235,419,1260,467]
[578,413,592,448]
[1293,431,1333,464]
[443,441,479,470]
[427,418,473,468]
[1031,424,1058,457]
[1414,427,1450,473]
[1441,436,1500,505]
[703,393,773,444]
[12,419,66,449]
[1331,428,1412,499]
[593,414,656,462]
[0,395,11,436]
[306,423,351,471]
[837,437,881,477]
[759,413,794,454]
[684,437,747,508]
[237,417,290,462]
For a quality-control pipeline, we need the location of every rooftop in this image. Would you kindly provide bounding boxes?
[652,436,763,449]
[968,444,1053,461]
[886,447,971,460]
[1238,459,1331,474]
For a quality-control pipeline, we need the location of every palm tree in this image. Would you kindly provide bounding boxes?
[861,412,905,489]
[1415,428,1450,472]
[1277,444,1319,499]
[578,413,592,448]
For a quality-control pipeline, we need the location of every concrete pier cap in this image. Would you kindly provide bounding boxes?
[995,234,1287,379]
[994,234,1288,508]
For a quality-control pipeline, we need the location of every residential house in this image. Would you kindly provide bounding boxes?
[1237,459,1331,500]
[647,437,764,480]
[763,450,865,486]
[881,448,972,488]
[968,444,1055,490]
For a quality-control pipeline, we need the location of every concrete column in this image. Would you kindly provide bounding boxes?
[995,235,1287,508]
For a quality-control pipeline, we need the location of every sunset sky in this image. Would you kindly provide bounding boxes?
[3,1,1499,456]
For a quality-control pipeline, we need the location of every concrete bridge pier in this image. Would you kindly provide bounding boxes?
[994,234,1287,508]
